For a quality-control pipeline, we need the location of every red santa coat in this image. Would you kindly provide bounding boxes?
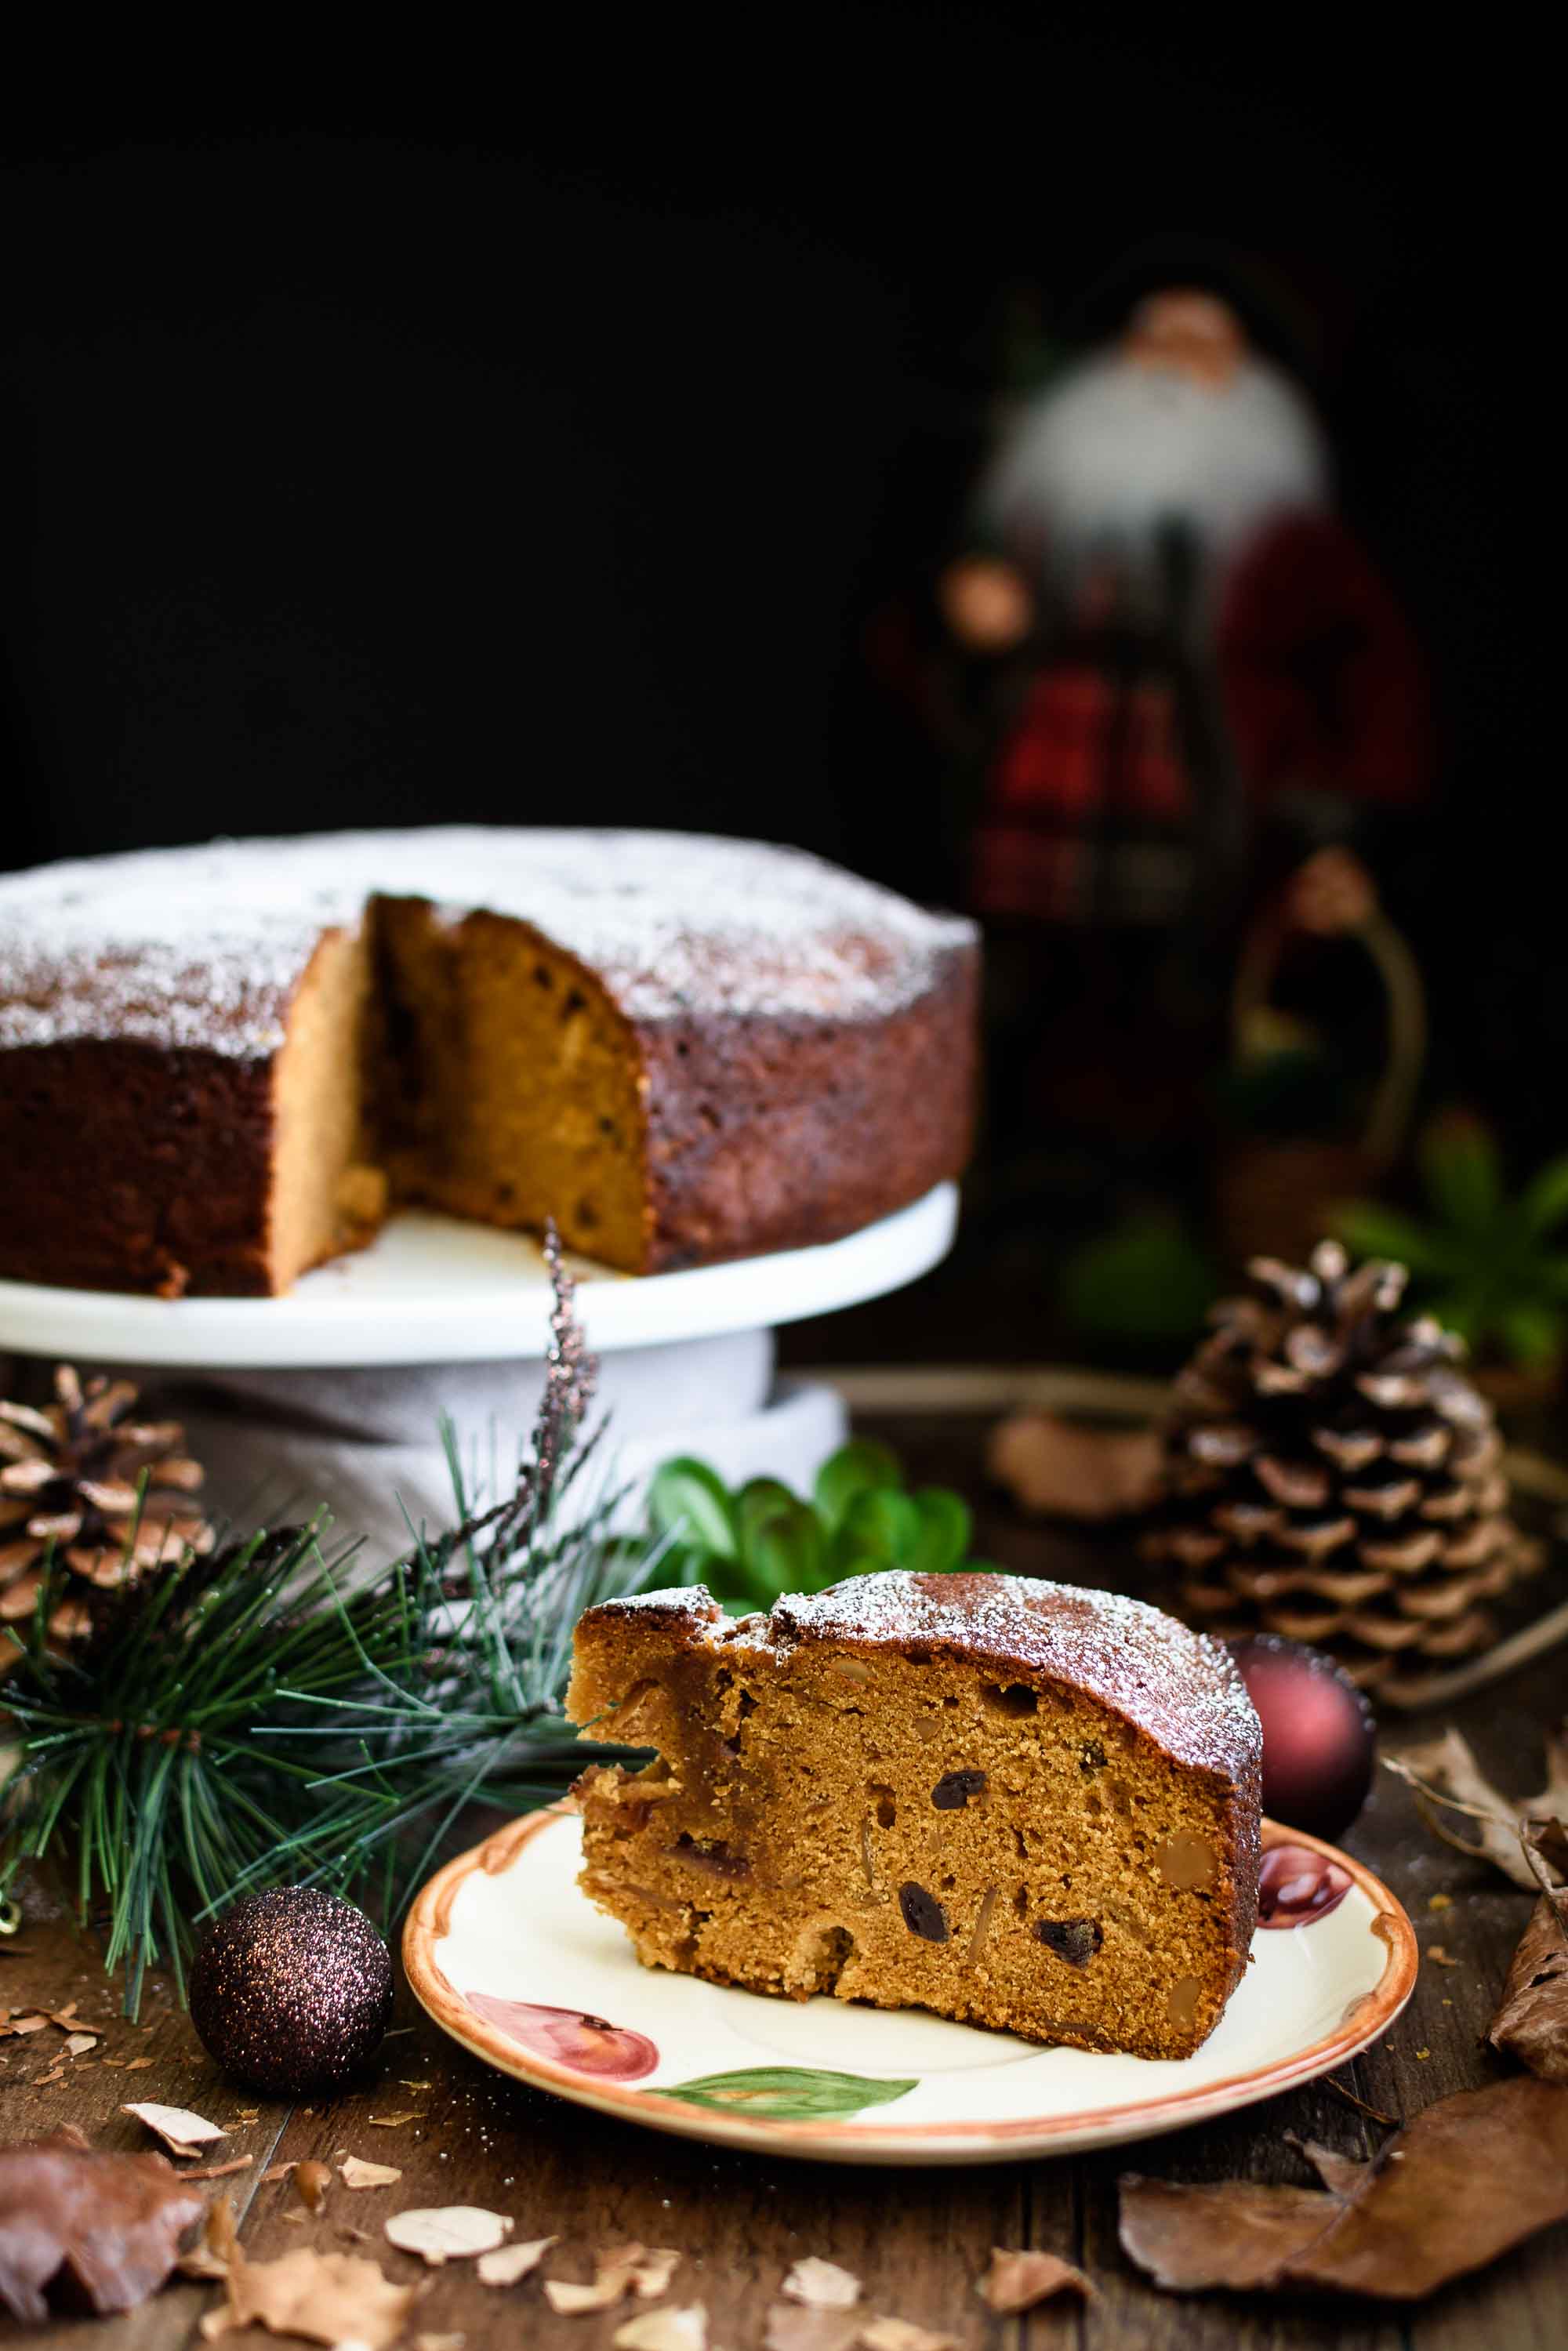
[971,510,1431,927]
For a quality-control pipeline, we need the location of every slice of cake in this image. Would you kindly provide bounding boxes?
[567,1571,1262,2060]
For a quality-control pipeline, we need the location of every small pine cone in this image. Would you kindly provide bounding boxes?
[1142,1241,1542,1701]
[0,1365,213,1671]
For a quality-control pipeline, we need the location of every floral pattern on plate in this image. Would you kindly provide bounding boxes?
[1257,1843,1353,1928]
[463,1993,659,2079]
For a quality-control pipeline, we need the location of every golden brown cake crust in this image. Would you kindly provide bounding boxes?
[0,829,978,1292]
[568,1572,1263,2061]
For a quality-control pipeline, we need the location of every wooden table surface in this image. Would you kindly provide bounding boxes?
[4,1407,1565,2351]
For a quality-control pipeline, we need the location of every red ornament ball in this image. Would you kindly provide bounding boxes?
[1228,1634,1377,1843]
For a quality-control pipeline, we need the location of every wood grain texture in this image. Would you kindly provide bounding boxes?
[2,1406,1564,2349]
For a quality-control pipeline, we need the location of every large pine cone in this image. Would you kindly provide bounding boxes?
[0,1367,213,1672]
[1143,1240,1541,1700]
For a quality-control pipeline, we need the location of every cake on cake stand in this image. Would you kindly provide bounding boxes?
[0,1184,957,1556]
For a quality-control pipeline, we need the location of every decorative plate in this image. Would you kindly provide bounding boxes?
[403,1807,1417,2168]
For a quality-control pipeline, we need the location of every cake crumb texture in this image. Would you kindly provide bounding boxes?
[568,1570,1262,2061]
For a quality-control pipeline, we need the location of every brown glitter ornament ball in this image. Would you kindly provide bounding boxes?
[189,1888,394,2096]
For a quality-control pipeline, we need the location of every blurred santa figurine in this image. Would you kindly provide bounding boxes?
[940,290,1432,933]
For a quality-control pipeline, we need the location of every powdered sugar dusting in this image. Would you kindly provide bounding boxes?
[0,829,976,1057]
[775,1572,1260,1777]
[600,1570,1260,1778]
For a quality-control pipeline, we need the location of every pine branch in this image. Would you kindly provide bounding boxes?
[0,1224,654,2012]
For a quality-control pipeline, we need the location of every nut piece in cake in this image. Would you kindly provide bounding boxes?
[566,1570,1262,2061]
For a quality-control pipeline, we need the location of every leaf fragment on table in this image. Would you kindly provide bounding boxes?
[1283,2135,1371,2197]
[179,2195,240,2282]
[477,2233,557,2286]
[1488,1895,1568,2081]
[763,2306,862,2351]
[64,2031,99,2055]
[545,2241,666,2314]
[783,2256,861,2309]
[384,2206,513,2266]
[978,2247,1095,2312]
[199,2244,416,2348]
[855,2320,957,2351]
[367,2110,423,2128]
[1120,2074,1568,2300]
[612,2306,708,2351]
[629,2248,682,2298]
[122,2100,227,2158]
[1425,1945,1461,1967]
[987,1413,1162,1521]
[0,2124,205,2320]
[1385,1725,1568,1888]
[341,2156,403,2190]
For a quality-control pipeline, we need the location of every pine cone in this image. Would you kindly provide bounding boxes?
[1143,1240,1542,1700]
[0,1367,213,1672]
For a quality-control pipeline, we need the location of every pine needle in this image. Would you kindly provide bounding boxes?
[0,1225,654,2012]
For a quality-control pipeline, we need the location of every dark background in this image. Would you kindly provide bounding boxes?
[0,16,1552,1158]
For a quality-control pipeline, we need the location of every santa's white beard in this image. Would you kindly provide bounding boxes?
[978,351,1330,620]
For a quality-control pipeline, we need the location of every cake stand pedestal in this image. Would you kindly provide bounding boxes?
[0,1185,957,1557]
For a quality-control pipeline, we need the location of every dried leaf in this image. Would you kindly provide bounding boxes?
[341,2157,403,2190]
[0,2125,205,2320]
[122,2055,156,2071]
[856,2320,957,2351]
[613,2308,707,2351]
[763,2306,862,2351]
[122,2100,227,2158]
[1120,2075,1568,2300]
[384,2206,513,2266]
[179,2196,240,2282]
[630,2248,682,2298]
[477,2234,557,2286]
[545,2242,659,2314]
[783,2257,861,2309]
[1426,1945,1461,1968]
[978,2247,1094,2313]
[184,2156,252,2182]
[988,1413,1161,1520]
[367,2110,422,2128]
[64,2032,98,2056]
[200,2244,416,2349]
[1285,2135,1372,2197]
[1386,1725,1568,1889]
[1488,1896,1568,2082]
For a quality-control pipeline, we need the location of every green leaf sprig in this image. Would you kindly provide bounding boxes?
[643,1439,987,1613]
[1334,1112,1568,1372]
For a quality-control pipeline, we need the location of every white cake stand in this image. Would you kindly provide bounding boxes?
[0,1185,957,1552]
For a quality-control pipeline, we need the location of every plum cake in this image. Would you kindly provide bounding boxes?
[568,1570,1262,2060]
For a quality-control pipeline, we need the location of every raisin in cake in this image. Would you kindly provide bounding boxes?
[568,1570,1261,2059]
[0,829,977,1294]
